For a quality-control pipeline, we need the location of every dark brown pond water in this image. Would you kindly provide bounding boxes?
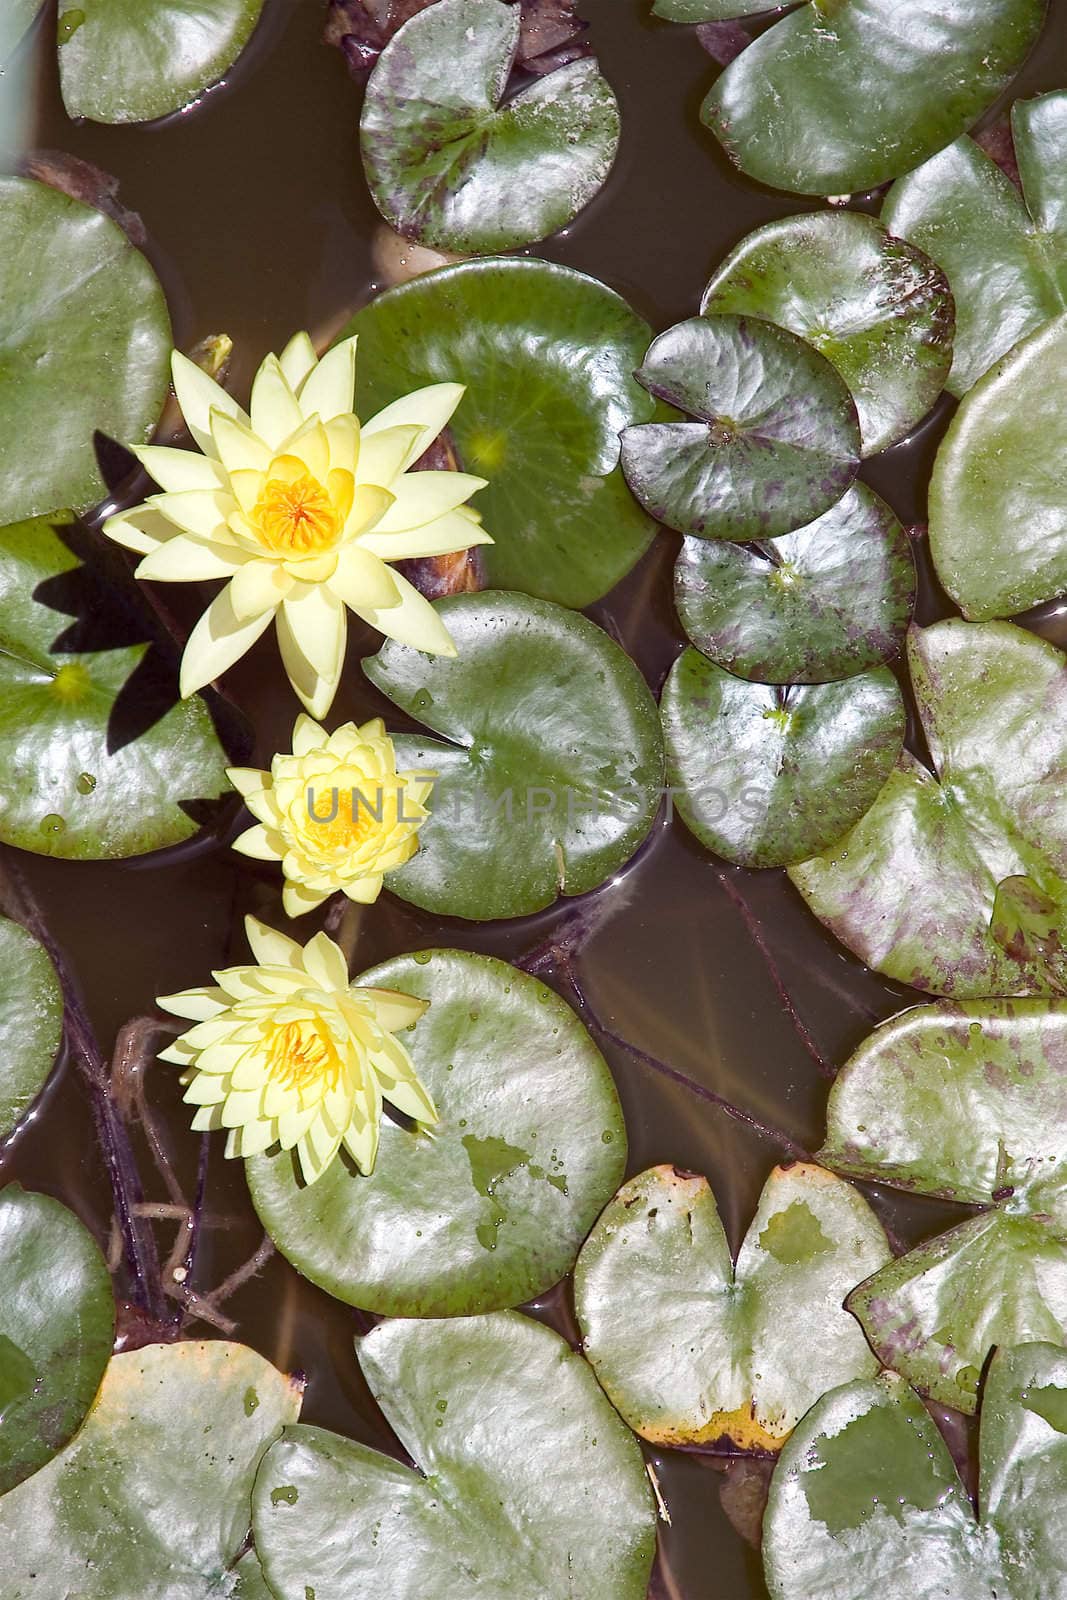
[7,2,1067,1594]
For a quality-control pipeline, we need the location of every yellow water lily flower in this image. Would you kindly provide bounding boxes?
[157,916,437,1184]
[228,713,434,918]
[104,333,492,717]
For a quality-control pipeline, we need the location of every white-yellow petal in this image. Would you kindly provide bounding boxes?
[291,713,327,757]
[104,506,173,555]
[361,382,465,471]
[371,472,486,533]
[354,423,423,488]
[135,445,227,494]
[232,823,281,862]
[301,932,350,993]
[279,331,318,392]
[179,587,275,699]
[136,535,239,583]
[229,559,294,622]
[349,569,457,657]
[226,765,268,799]
[245,915,303,969]
[281,880,330,918]
[298,336,357,424]
[359,506,493,562]
[156,986,230,1021]
[356,988,429,1033]
[148,489,235,542]
[329,543,400,613]
[172,349,249,456]
[250,354,304,451]
[211,411,273,476]
[281,583,347,681]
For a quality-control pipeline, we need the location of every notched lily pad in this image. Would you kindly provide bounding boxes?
[345,258,656,606]
[701,211,954,455]
[0,1340,301,1597]
[661,649,904,868]
[884,90,1067,397]
[362,591,664,919]
[820,997,1067,1412]
[702,0,1047,196]
[360,0,619,253]
[0,918,62,1143]
[620,315,861,542]
[929,312,1067,620]
[0,176,170,524]
[58,0,267,124]
[574,1162,890,1452]
[254,1313,656,1600]
[248,949,627,1316]
[0,515,237,859]
[0,1187,114,1493]
[673,484,915,684]
[791,619,1067,996]
[764,1344,1067,1599]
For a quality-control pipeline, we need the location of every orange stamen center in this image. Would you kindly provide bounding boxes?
[251,473,341,555]
[266,1019,338,1091]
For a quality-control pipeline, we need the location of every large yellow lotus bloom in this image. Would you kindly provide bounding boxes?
[228,713,434,918]
[157,916,437,1184]
[104,333,491,717]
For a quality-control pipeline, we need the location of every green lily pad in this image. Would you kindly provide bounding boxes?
[0,0,45,64]
[653,0,765,18]
[248,949,627,1317]
[574,1162,889,1452]
[0,1340,301,1596]
[362,591,664,919]
[701,0,1047,197]
[928,312,1067,620]
[884,90,1067,397]
[700,211,954,455]
[0,177,170,524]
[620,315,861,542]
[253,1312,656,1600]
[673,484,915,683]
[790,619,1067,996]
[0,1187,114,1494]
[661,649,904,869]
[58,0,266,124]
[344,258,656,607]
[0,918,62,1142]
[819,996,1067,1413]
[360,0,619,254]
[0,515,237,859]
[763,1344,1067,1599]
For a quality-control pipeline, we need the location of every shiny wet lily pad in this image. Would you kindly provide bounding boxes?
[247,949,627,1317]
[574,1162,889,1451]
[0,918,62,1144]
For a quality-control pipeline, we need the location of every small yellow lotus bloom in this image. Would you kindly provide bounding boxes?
[104,332,492,717]
[228,713,434,918]
[157,916,437,1184]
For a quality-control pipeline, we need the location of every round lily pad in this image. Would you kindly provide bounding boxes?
[0,1186,114,1494]
[247,949,627,1317]
[574,1163,889,1452]
[619,315,861,542]
[673,484,915,684]
[763,1344,1067,1600]
[884,90,1067,397]
[0,1340,302,1597]
[362,591,664,920]
[820,997,1067,1413]
[360,0,619,253]
[790,620,1067,996]
[929,312,1067,620]
[0,178,170,524]
[700,211,954,455]
[702,0,1047,196]
[344,258,656,607]
[0,515,237,859]
[661,649,904,868]
[0,917,62,1143]
[254,1313,656,1600]
[58,0,266,124]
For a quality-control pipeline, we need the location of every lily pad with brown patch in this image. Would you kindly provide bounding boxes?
[573,1163,890,1451]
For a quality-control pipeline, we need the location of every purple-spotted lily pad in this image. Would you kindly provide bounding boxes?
[574,1163,889,1452]
[791,619,1067,996]
[660,649,904,868]
[819,997,1067,1413]
[701,0,1047,197]
[701,210,954,455]
[360,0,619,253]
[620,315,861,542]
[764,1344,1067,1600]
[673,484,915,684]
